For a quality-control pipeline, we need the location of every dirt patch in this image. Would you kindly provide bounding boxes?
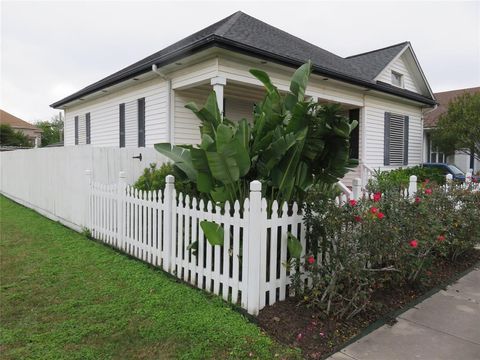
[257,250,480,360]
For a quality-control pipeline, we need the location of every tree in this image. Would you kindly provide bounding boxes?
[432,92,480,161]
[36,113,64,147]
[0,124,33,147]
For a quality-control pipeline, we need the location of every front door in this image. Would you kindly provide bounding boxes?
[349,109,360,160]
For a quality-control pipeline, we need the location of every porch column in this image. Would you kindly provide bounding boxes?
[210,76,227,115]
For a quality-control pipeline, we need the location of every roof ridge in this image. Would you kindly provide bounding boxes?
[433,87,480,95]
[214,11,244,36]
[346,41,409,59]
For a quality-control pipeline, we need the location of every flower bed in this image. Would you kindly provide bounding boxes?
[258,180,480,359]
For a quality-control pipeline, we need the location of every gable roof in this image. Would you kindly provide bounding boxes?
[51,11,436,108]
[424,87,480,128]
[345,42,410,80]
[0,109,42,132]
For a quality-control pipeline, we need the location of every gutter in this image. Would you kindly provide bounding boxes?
[50,36,437,108]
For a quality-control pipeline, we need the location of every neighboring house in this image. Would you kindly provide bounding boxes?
[0,109,42,147]
[423,87,480,173]
[50,11,436,185]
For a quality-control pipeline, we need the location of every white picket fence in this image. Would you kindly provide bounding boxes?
[88,173,308,315]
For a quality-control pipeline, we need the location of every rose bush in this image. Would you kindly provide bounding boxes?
[290,180,480,319]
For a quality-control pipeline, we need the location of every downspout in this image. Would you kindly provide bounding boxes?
[152,64,173,144]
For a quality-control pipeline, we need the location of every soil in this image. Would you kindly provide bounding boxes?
[257,250,480,360]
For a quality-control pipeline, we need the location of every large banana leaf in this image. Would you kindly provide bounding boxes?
[154,143,197,181]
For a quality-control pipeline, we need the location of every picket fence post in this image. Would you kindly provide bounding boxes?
[466,169,473,184]
[84,169,92,231]
[163,175,175,273]
[408,175,417,198]
[117,171,126,250]
[246,180,263,315]
[352,178,362,200]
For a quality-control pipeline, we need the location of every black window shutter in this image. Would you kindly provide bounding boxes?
[74,116,79,145]
[138,98,145,147]
[384,112,391,165]
[403,116,409,165]
[119,104,125,148]
[85,113,91,144]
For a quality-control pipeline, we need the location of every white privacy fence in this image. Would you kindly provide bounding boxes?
[0,147,166,231]
[88,174,305,315]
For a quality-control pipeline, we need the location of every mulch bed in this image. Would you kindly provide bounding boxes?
[257,250,480,360]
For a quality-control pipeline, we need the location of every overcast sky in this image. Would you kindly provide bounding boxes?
[1,0,479,123]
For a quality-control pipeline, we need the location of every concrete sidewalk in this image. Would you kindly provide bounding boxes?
[328,268,480,360]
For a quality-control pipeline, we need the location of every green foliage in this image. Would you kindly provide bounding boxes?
[432,91,480,161]
[35,114,64,147]
[133,162,197,196]
[0,124,33,147]
[155,62,357,208]
[367,166,445,194]
[0,195,299,360]
[292,183,479,319]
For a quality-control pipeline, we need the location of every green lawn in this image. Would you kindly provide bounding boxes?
[0,195,299,359]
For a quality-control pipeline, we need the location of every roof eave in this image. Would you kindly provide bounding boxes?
[51,36,436,108]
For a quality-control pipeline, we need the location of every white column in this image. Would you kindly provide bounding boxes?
[210,76,227,115]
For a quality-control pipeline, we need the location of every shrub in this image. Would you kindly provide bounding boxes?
[289,182,480,319]
[133,163,198,196]
[367,166,445,194]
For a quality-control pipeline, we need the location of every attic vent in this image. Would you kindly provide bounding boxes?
[391,71,403,87]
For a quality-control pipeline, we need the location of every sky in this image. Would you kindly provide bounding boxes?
[1,0,479,124]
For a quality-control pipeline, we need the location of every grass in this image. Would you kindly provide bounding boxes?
[0,195,300,359]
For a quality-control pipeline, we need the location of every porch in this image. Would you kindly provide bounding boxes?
[171,74,368,187]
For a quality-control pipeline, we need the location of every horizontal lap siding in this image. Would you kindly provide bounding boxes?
[64,78,168,147]
[174,87,210,145]
[377,54,420,93]
[364,95,423,169]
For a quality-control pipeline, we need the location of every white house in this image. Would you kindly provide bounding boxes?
[423,87,480,174]
[51,11,436,185]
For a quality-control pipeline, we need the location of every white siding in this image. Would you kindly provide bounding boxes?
[377,53,421,93]
[364,95,423,170]
[64,77,168,147]
[174,87,209,145]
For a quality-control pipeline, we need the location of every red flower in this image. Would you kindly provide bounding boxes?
[354,215,362,222]
[376,212,385,220]
[348,199,357,206]
[370,207,378,214]
[373,192,382,202]
[409,239,419,248]
[437,234,446,242]
[415,197,421,203]
[424,179,430,184]
[307,256,315,264]
[425,188,432,195]
[296,333,303,341]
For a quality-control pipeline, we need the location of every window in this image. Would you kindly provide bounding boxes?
[384,112,409,166]
[74,116,79,145]
[137,98,145,147]
[428,136,445,163]
[391,71,403,87]
[119,103,125,148]
[85,113,91,144]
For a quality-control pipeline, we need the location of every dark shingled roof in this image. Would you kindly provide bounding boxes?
[51,11,435,108]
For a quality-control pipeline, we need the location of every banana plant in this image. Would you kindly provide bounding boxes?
[154,61,357,247]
